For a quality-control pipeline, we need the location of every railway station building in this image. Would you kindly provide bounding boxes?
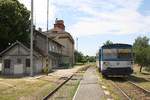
[0,19,74,76]
[44,19,75,66]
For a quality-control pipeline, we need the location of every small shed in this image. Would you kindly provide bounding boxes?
[0,41,44,76]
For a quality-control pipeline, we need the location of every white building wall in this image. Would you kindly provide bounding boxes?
[34,57,43,73]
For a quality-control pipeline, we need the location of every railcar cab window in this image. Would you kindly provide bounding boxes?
[103,49,132,60]
[103,49,117,60]
[118,49,132,60]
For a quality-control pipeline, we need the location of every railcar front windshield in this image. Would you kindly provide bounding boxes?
[103,48,132,61]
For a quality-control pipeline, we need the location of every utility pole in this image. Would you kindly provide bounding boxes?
[76,37,78,52]
[76,37,78,63]
[46,0,49,71]
[30,0,34,76]
[47,0,49,33]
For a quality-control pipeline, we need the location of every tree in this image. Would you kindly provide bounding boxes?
[74,50,89,64]
[0,0,30,52]
[74,50,96,64]
[133,36,150,72]
[103,40,113,46]
[74,50,84,63]
[88,56,96,62]
[134,48,148,72]
[133,36,149,49]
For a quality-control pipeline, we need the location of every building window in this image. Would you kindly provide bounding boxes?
[63,44,68,49]
[26,59,30,67]
[4,59,11,68]
[49,45,52,51]
[55,46,57,52]
[52,45,55,51]
[17,58,21,64]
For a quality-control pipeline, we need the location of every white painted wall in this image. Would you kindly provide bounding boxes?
[35,59,43,73]
[14,64,23,74]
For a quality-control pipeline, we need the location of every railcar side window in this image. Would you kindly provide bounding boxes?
[4,59,11,68]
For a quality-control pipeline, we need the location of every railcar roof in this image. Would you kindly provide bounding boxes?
[102,43,132,49]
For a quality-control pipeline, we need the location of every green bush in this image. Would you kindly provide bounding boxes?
[42,66,49,75]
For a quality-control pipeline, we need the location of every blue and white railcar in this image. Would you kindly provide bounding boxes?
[96,44,133,77]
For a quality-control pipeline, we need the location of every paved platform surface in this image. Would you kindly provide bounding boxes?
[73,67,105,100]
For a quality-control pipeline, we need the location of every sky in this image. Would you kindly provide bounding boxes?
[19,0,150,56]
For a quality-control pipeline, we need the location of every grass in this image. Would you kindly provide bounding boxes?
[133,65,150,79]
[95,64,150,100]
[0,77,57,100]
[74,62,95,67]
[128,65,150,91]
[0,64,90,100]
[74,63,85,66]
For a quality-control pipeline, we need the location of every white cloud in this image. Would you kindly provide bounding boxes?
[54,0,150,37]
[19,0,56,30]
[19,0,150,37]
[69,9,150,36]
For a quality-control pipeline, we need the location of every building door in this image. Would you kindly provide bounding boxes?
[25,59,30,75]
[4,59,11,75]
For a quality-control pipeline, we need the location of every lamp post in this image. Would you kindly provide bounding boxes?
[30,0,34,76]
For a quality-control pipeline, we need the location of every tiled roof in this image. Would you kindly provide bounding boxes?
[0,41,45,57]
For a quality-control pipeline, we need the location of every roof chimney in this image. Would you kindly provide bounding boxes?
[54,18,65,31]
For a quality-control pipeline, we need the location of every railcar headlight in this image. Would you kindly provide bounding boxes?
[103,62,110,66]
[103,62,106,65]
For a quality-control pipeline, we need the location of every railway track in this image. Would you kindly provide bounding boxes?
[128,81,150,94]
[110,80,131,100]
[43,66,90,100]
[109,78,150,100]
[43,74,74,100]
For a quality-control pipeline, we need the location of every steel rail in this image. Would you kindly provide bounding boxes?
[42,65,92,100]
[128,81,150,94]
[111,78,150,99]
[110,80,131,100]
[43,75,73,100]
